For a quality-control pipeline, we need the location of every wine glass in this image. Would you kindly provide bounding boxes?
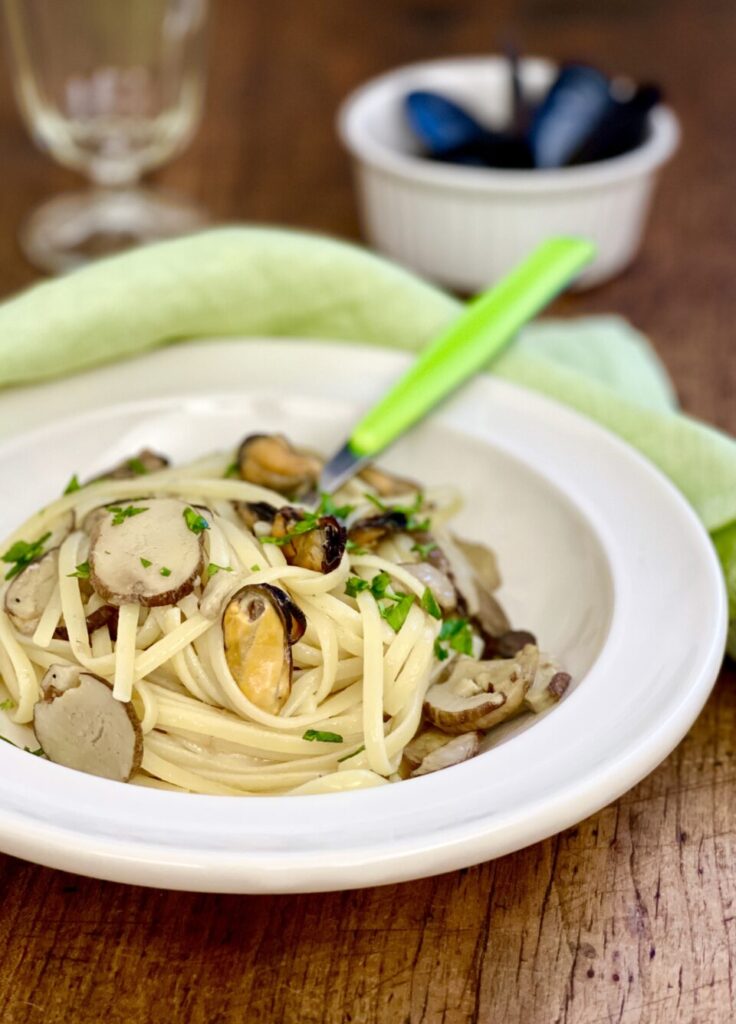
[3,0,210,273]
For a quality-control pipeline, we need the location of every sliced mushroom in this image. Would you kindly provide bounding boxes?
[348,510,408,550]
[401,726,481,777]
[237,434,322,498]
[88,498,205,607]
[92,448,170,482]
[33,665,143,782]
[222,584,301,714]
[234,500,278,531]
[525,653,572,713]
[398,562,456,611]
[455,538,502,593]
[411,732,481,777]
[54,604,119,642]
[358,464,417,499]
[4,548,59,636]
[424,645,539,734]
[271,508,346,574]
[434,530,511,641]
[488,629,537,659]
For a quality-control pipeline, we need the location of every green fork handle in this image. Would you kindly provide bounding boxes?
[348,237,596,459]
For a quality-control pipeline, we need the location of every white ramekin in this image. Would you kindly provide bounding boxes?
[337,56,680,290]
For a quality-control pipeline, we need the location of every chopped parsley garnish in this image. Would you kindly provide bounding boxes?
[260,514,319,546]
[364,491,429,532]
[412,540,437,559]
[2,532,52,580]
[420,587,442,620]
[346,539,368,555]
[434,617,474,660]
[206,562,233,578]
[316,493,353,521]
[345,576,370,597]
[160,567,172,577]
[369,571,391,599]
[109,505,148,526]
[140,558,152,568]
[127,457,147,475]
[250,564,261,572]
[183,507,209,534]
[224,461,240,479]
[0,699,15,711]
[63,474,81,495]
[303,729,343,743]
[381,592,415,632]
[67,561,91,579]
[337,744,365,763]
[345,571,417,632]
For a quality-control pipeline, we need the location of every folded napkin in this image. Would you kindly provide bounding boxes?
[0,227,733,655]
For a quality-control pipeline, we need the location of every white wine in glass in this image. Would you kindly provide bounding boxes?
[3,0,210,272]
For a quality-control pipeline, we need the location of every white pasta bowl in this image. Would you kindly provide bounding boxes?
[0,339,726,892]
[337,57,681,290]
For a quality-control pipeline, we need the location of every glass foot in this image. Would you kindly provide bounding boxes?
[20,187,208,274]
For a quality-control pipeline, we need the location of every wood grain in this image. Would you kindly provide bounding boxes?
[0,0,734,1021]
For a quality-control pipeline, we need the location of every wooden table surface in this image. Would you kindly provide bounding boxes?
[0,1,734,1021]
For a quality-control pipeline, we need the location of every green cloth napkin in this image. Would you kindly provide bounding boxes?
[0,226,733,655]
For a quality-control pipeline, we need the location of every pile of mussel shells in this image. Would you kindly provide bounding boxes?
[405,54,661,170]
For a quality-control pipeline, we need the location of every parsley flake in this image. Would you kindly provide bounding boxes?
[303,729,343,743]
[434,617,474,660]
[63,474,81,495]
[250,564,261,572]
[127,457,147,475]
[345,576,370,598]
[224,461,240,479]
[67,561,91,579]
[140,558,152,568]
[160,567,172,577]
[381,592,415,633]
[0,699,15,711]
[207,562,233,578]
[183,507,210,534]
[109,505,148,526]
[2,532,52,580]
[412,540,437,559]
[346,539,368,555]
[420,587,442,620]
[316,493,354,521]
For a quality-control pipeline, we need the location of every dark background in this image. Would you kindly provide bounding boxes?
[0,1,734,1021]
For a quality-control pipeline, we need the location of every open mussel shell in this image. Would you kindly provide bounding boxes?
[405,90,488,154]
[529,63,616,168]
[405,90,533,168]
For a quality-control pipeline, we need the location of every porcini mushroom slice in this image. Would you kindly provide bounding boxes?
[237,434,323,498]
[434,530,510,640]
[358,464,417,498]
[401,726,481,777]
[271,508,346,574]
[455,538,502,593]
[525,654,572,713]
[34,665,143,782]
[411,732,481,777]
[4,548,59,636]
[222,585,294,714]
[491,629,537,658]
[93,448,170,482]
[398,562,456,611]
[88,498,205,607]
[424,645,539,734]
[54,604,119,643]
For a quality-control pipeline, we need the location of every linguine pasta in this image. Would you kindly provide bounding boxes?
[0,435,571,794]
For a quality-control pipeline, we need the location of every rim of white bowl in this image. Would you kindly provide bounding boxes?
[337,55,681,194]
